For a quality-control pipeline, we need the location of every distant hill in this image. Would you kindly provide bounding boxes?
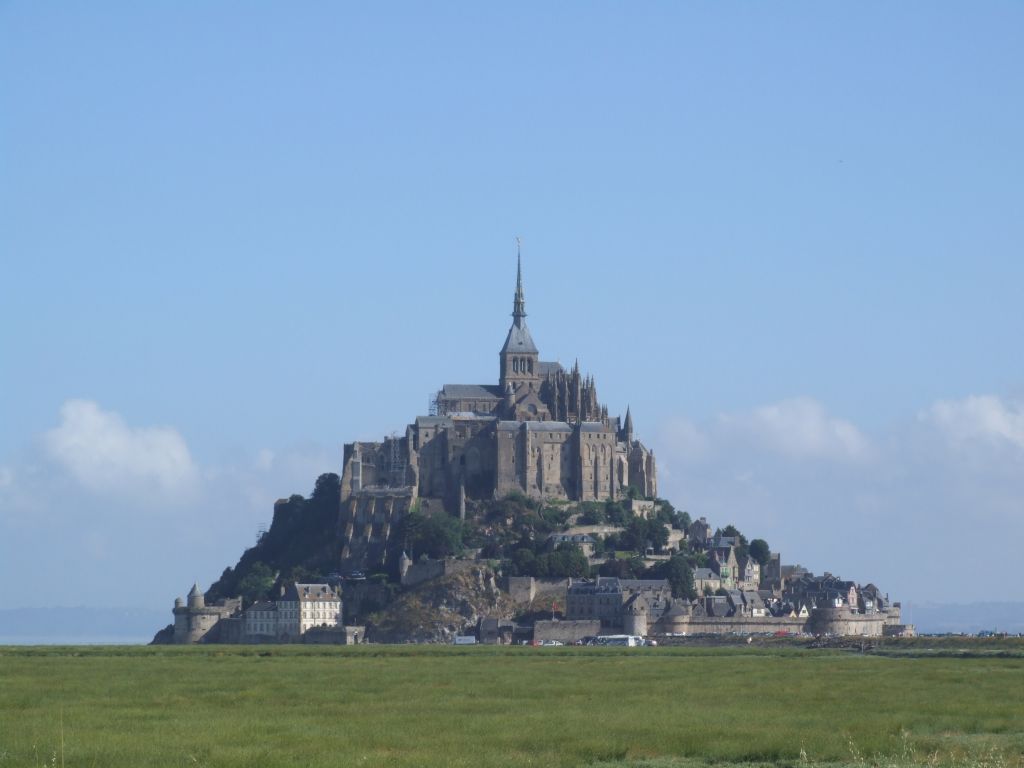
[909,602,1024,635]
[0,607,168,644]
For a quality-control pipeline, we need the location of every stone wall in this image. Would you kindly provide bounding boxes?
[303,625,365,644]
[651,608,892,638]
[338,489,415,569]
[506,576,536,603]
[808,608,888,637]
[534,619,600,644]
[652,615,806,637]
[172,599,241,644]
[401,557,481,588]
[504,576,570,605]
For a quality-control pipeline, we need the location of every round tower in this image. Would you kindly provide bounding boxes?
[187,582,205,610]
[623,596,649,637]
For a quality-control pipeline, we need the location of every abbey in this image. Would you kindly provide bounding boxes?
[337,254,657,567]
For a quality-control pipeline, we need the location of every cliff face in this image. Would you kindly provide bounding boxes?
[367,565,513,644]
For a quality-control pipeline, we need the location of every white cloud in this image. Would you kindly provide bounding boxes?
[43,400,198,496]
[254,448,275,472]
[922,395,1024,450]
[719,397,869,460]
[655,418,708,464]
[652,393,1024,604]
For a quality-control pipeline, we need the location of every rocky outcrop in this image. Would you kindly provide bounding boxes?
[150,623,175,645]
[367,565,513,643]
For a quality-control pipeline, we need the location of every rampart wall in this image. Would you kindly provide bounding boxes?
[651,609,890,638]
[533,620,601,644]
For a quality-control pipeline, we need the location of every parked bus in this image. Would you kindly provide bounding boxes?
[593,634,645,647]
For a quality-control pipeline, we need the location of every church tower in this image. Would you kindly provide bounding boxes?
[499,248,540,393]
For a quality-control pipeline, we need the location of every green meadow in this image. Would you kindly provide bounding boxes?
[1,644,1022,768]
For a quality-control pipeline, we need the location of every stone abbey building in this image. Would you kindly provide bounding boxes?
[338,254,657,568]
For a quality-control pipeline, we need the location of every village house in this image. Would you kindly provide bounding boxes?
[565,577,672,630]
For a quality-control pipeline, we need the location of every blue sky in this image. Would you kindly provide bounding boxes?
[2,3,1022,613]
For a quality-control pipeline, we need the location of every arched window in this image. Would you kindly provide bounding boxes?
[527,359,533,374]
[513,358,519,373]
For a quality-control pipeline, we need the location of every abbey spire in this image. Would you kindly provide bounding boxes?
[512,242,526,328]
[499,244,540,394]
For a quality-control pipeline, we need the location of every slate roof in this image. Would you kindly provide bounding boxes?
[439,384,502,400]
[538,361,563,376]
[568,577,669,596]
[742,590,766,610]
[497,420,573,432]
[705,596,732,617]
[282,583,339,602]
[416,416,453,427]
[500,323,539,355]
[526,421,573,432]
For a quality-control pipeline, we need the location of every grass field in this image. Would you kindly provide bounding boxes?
[1,644,1022,768]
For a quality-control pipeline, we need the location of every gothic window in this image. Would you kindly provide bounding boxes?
[513,358,520,373]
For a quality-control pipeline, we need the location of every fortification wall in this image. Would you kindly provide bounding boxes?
[652,610,889,638]
[534,578,570,601]
[534,619,600,644]
[652,615,806,637]
[506,576,535,603]
[808,608,887,637]
[338,490,414,569]
[504,576,570,605]
[402,559,445,587]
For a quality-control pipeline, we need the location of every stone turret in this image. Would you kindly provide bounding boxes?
[623,593,649,637]
[172,582,241,644]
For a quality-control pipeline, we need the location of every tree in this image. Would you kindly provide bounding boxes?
[548,545,591,578]
[748,538,771,567]
[512,548,537,576]
[237,562,275,603]
[718,524,748,547]
[402,511,464,559]
[620,517,669,553]
[598,557,644,579]
[665,556,696,599]
[578,502,607,525]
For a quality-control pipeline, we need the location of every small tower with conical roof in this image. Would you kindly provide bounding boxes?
[187,582,205,609]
